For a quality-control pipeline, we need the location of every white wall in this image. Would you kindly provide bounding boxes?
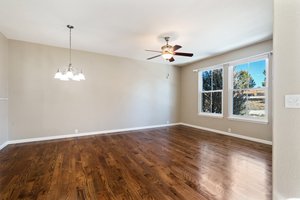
[273,0,300,199]
[0,33,8,148]
[180,40,273,141]
[8,40,180,140]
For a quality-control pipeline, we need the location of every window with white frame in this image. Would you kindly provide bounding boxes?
[199,66,223,116]
[228,55,269,122]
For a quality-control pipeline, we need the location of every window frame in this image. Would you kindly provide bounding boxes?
[228,55,269,124]
[198,65,224,118]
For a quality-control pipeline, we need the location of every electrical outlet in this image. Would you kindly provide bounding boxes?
[166,121,170,124]
[75,129,79,134]
[228,128,231,133]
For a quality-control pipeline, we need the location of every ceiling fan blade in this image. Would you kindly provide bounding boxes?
[145,50,162,53]
[174,52,194,57]
[173,45,182,51]
[169,57,175,62]
[147,54,161,60]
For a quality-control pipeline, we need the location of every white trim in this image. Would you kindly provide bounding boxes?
[0,141,9,150]
[179,122,272,145]
[0,122,272,150]
[198,112,223,118]
[0,97,8,101]
[0,123,180,148]
[228,116,268,124]
[228,53,270,66]
[192,51,272,72]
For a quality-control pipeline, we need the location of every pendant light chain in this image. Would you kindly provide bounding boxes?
[69,26,72,66]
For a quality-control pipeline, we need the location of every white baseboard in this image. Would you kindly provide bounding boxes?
[179,122,272,145]
[0,123,180,150]
[0,122,272,150]
[0,141,9,150]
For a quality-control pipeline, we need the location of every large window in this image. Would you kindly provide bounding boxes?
[228,55,269,123]
[199,66,223,117]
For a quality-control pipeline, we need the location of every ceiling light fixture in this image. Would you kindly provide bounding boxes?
[162,52,173,60]
[54,25,85,81]
[146,36,193,62]
[161,37,174,60]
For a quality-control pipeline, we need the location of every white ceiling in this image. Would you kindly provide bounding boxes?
[0,0,272,66]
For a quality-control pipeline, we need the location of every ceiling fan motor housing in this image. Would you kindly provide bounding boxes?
[161,45,174,55]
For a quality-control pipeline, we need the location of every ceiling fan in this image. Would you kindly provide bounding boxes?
[146,37,194,62]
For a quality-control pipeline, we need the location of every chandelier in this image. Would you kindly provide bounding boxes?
[54,25,85,81]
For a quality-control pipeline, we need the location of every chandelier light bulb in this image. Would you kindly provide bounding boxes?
[66,69,74,78]
[78,70,85,80]
[72,74,81,81]
[60,74,69,81]
[54,69,62,79]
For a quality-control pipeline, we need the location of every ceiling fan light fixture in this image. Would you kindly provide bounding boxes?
[146,36,193,62]
[162,52,173,60]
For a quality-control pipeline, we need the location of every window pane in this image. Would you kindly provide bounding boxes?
[248,60,266,88]
[202,92,211,113]
[212,92,222,114]
[233,64,248,89]
[213,69,223,90]
[247,90,266,117]
[233,91,247,115]
[202,71,212,91]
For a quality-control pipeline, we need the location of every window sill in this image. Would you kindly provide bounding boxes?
[198,113,223,119]
[228,116,268,124]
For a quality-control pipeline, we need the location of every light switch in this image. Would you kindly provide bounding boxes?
[285,95,300,108]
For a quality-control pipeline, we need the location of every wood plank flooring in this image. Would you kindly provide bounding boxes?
[0,125,272,200]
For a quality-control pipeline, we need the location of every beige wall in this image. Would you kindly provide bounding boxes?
[180,40,273,141]
[273,0,300,199]
[8,40,180,140]
[4,39,273,143]
[0,33,8,146]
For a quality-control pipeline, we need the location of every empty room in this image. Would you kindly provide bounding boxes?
[0,0,299,199]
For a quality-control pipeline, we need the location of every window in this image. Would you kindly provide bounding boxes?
[228,55,269,123]
[199,66,223,117]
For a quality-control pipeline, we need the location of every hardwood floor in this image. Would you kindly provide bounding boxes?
[0,125,272,200]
